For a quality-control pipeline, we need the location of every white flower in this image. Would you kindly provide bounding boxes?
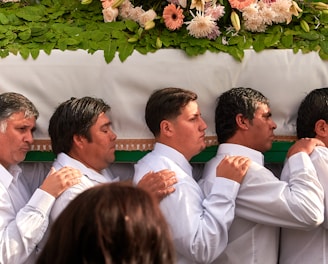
[186,11,217,38]
[102,6,119,22]
[138,9,157,27]
[179,0,187,8]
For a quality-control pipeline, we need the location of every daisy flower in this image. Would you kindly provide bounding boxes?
[186,12,217,38]
[163,4,185,30]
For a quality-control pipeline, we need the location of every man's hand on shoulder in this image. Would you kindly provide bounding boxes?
[137,169,177,202]
[216,156,250,184]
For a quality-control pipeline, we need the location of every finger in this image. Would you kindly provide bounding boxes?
[160,172,176,180]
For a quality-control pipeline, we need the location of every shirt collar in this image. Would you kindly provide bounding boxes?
[154,143,193,175]
[0,163,22,188]
[217,143,264,165]
[55,153,114,183]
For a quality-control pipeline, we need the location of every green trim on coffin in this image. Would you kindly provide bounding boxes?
[24,141,294,163]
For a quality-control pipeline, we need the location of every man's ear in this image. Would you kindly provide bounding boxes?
[160,120,173,137]
[72,134,86,149]
[235,113,249,130]
[314,119,328,137]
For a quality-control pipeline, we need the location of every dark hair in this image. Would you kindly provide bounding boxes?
[296,87,328,139]
[215,87,269,143]
[145,87,197,136]
[48,97,111,155]
[0,92,39,122]
[37,182,175,264]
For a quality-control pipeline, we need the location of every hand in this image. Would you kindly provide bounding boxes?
[137,169,177,202]
[286,138,324,158]
[40,166,82,198]
[216,155,250,184]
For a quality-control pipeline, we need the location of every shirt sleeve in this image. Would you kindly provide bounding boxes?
[134,160,240,263]
[0,187,54,264]
[50,179,88,222]
[238,152,324,230]
[308,147,328,229]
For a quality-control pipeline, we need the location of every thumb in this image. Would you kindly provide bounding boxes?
[47,166,56,177]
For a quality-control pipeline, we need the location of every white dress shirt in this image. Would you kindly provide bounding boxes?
[133,143,241,264]
[0,163,55,264]
[200,143,324,264]
[50,152,119,221]
[280,146,328,264]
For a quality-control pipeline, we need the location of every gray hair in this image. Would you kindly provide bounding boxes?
[0,92,39,133]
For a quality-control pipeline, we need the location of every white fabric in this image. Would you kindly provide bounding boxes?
[133,143,241,264]
[50,152,119,222]
[0,49,328,142]
[280,146,328,264]
[36,153,126,255]
[199,143,324,264]
[0,163,55,264]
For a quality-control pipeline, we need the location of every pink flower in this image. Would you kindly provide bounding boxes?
[205,4,225,20]
[228,0,255,10]
[102,6,119,22]
[163,4,185,30]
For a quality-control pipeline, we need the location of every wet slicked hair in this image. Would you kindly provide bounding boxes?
[215,87,269,143]
[48,97,111,155]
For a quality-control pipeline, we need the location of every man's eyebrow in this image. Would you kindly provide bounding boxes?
[101,121,112,127]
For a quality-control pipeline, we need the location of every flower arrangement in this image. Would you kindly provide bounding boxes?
[80,0,318,39]
[1,0,328,63]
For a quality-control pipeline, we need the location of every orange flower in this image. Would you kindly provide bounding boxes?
[228,0,255,10]
[163,4,185,31]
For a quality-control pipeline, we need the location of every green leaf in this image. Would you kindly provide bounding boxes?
[19,48,30,60]
[227,46,244,61]
[299,31,320,40]
[125,20,139,32]
[252,35,266,52]
[0,49,9,58]
[42,42,56,55]
[118,41,135,62]
[320,39,328,54]
[15,6,46,22]
[30,49,40,59]
[104,39,118,63]
[281,35,293,48]
[0,13,9,25]
[89,30,107,41]
[0,25,8,34]
[319,49,328,60]
[63,26,84,36]
[18,29,31,41]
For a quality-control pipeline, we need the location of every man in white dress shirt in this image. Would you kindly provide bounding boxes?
[200,87,325,264]
[133,87,251,264]
[0,92,82,264]
[280,87,328,264]
[47,96,177,222]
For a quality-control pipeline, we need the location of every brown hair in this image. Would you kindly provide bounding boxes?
[37,182,175,264]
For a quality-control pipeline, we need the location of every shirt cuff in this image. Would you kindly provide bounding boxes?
[211,177,240,199]
[27,188,56,216]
